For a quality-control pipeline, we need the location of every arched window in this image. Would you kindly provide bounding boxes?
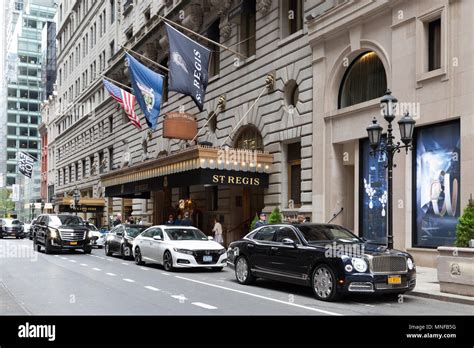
[338,51,387,109]
[234,125,264,151]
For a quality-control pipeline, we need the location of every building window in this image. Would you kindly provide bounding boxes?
[82,159,86,178]
[75,162,79,181]
[207,19,220,77]
[109,147,114,170]
[234,125,263,151]
[428,18,441,71]
[99,151,105,174]
[282,0,303,37]
[110,0,115,24]
[338,51,387,109]
[109,40,115,59]
[287,142,301,207]
[125,27,133,41]
[239,0,256,57]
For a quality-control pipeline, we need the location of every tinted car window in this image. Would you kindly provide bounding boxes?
[253,227,276,241]
[275,227,301,244]
[150,228,163,239]
[298,225,361,243]
[141,228,154,238]
[125,226,147,237]
[49,215,85,227]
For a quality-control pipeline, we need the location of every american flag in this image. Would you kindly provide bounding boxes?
[103,79,142,129]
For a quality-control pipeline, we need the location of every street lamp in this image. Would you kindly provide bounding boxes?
[72,188,81,216]
[366,89,416,249]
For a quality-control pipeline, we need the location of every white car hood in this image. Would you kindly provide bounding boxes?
[169,240,223,250]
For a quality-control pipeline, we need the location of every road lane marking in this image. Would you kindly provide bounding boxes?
[80,263,88,266]
[106,273,116,276]
[106,259,113,262]
[171,294,188,302]
[144,286,160,291]
[174,276,342,316]
[161,272,170,276]
[92,268,101,271]
[140,267,149,271]
[121,262,129,266]
[69,260,77,263]
[192,302,217,310]
[123,278,135,283]
[60,257,68,260]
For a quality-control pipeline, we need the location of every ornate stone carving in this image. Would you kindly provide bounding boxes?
[209,0,232,15]
[181,3,203,32]
[256,0,272,15]
[141,130,153,161]
[221,22,232,39]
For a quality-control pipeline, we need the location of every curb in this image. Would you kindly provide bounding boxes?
[409,290,474,306]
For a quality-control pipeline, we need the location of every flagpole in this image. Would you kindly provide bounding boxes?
[99,74,133,92]
[159,16,247,60]
[120,45,170,73]
[191,97,224,143]
[220,75,274,148]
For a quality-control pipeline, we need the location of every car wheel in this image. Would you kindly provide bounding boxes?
[163,251,174,272]
[311,264,340,301]
[84,247,92,254]
[33,237,41,252]
[212,267,224,272]
[44,240,52,254]
[105,243,112,256]
[235,256,255,285]
[134,247,145,265]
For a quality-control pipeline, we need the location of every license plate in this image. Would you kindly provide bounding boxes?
[203,255,212,262]
[70,241,77,245]
[388,275,401,284]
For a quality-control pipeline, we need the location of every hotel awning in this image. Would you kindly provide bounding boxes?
[101,145,273,198]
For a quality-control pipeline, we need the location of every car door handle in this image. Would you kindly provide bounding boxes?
[271,247,278,251]
[247,244,254,248]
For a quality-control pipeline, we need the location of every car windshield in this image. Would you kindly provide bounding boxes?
[298,225,362,243]
[4,219,20,226]
[125,226,147,237]
[165,228,208,241]
[49,215,85,227]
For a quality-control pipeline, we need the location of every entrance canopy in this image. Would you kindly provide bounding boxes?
[101,145,273,198]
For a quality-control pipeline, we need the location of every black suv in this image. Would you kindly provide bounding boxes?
[33,214,92,254]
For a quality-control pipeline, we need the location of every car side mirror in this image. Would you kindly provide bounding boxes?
[208,236,213,240]
[282,238,297,247]
[153,235,162,241]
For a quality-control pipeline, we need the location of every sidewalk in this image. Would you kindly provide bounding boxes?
[409,266,474,305]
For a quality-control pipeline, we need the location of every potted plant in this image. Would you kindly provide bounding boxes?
[268,207,283,224]
[437,195,474,297]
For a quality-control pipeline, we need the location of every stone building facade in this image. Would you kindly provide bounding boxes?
[51,0,316,241]
[307,0,474,266]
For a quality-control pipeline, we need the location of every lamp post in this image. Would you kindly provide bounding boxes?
[72,188,81,216]
[366,90,416,250]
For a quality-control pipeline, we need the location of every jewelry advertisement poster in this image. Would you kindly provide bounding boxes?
[414,121,460,247]
[360,137,387,244]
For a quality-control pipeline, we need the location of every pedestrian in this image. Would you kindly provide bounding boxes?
[138,218,144,225]
[165,214,175,225]
[297,214,306,224]
[180,212,192,226]
[113,213,122,226]
[174,214,182,225]
[212,217,223,245]
[254,213,267,228]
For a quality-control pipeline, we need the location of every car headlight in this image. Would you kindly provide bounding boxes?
[351,257,368,273]
[407,258,415,270]
[48,227,58,239]
[218,248,226,255]
[173,248,194,255]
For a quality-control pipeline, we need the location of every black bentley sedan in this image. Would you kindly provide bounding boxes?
[227,223,416,301]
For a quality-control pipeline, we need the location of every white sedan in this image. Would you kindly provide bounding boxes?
[132,225,227,271]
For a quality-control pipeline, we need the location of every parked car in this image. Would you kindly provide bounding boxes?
[28,218,38,240]
[23,222,31,238]
[132,225,227,271]
[33,214,92,254]
[104,224,148,259]
[87,224,106,249]
[227,223,416,301]
[0,218,24,239]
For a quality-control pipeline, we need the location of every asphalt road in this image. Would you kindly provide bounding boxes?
[0,238,472,315]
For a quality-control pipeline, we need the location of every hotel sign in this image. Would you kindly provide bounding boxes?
[163,112,198,140]
[211,174,261,186]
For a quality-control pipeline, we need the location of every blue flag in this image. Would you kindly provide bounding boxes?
[126,53,164,130]
[165,23,211,112]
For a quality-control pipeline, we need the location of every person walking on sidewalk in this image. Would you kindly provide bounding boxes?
[254,213,267,228]
[212,217,223,245]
